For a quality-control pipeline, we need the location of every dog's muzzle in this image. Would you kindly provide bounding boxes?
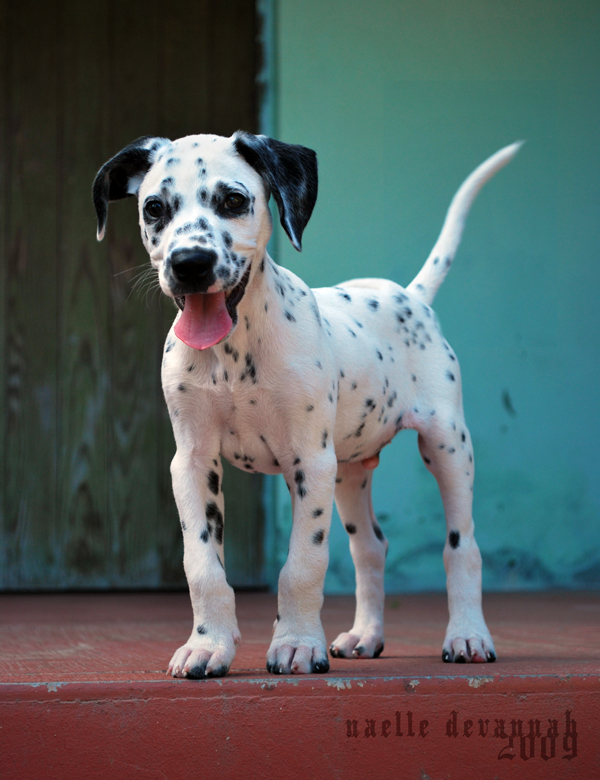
[169,248,217,293]
[173,264,251,351]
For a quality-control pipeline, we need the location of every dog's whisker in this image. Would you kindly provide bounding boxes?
[113,262,150,278]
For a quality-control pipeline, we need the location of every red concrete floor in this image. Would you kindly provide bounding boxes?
[1,591,599,779]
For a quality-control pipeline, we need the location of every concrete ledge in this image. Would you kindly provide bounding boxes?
[1,592,599,778]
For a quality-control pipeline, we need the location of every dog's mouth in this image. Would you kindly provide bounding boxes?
[174,265,251,350]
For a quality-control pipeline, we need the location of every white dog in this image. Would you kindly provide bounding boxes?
[93,133,520,677]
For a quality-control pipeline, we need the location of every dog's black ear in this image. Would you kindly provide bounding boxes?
[92,136,170,241]
[233,132,318,251]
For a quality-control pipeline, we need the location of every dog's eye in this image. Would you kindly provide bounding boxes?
[224,193,246,211]
[144,200,164,220]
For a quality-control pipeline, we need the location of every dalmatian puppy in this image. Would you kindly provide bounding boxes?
[93,133,520,677]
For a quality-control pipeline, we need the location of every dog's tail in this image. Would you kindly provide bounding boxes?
[407,141,523,306]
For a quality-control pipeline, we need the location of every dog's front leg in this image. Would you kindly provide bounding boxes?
[168,446,240,678]
[267,452,337,674]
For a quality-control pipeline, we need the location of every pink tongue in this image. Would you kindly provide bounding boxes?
[174,292,233,350]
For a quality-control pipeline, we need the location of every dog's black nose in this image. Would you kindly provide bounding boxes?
[169,248,217,291]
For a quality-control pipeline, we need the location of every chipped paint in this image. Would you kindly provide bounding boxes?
[467,675,494,688]
[46,682,65,693]
[327,679,352,690]
[405,679,420,691]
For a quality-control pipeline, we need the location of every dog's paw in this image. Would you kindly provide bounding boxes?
[266,637,330,675]
[329,630,384,659]
[168,632,240,679]
[442,622,496,663]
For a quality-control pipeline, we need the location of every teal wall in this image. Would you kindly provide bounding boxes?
[264,0,600,592]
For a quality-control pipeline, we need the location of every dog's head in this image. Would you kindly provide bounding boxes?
[93,132,318,349]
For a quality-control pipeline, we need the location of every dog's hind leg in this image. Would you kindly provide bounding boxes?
[417,414,496,663]
[329,462,388,659]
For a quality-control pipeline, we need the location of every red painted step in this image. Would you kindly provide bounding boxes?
[1,591,599,779]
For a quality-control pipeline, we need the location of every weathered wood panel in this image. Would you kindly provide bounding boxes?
[3,1,60,587]
[0,0,264,590]
[57,0,111,586]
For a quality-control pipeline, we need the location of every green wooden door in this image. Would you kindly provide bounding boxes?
[0,0,265,590]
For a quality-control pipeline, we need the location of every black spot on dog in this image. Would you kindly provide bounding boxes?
[447,371,455,382]
[367,299,379,310]
[295,469,306,498]
[222,231,233,248]
[240,353,257,383]
[178,383,186,392]
[372,523,384,542]
[273,458,280,467]
[208,470,219,495]
[312,508,324,518]
[312,529,325,545]
[206,502,224,544]
[285,310,296,322]
[321,430,328,448]
[197,624,207,635]
[347,328,357,338]
[376,350,383,361]
[449,531,460,549]
[361,478,367,489]
[293,457,301,465]
[387,391,397,408]
[306,405,314,412]
[200,529,209,543]
[338,290,351,302]
[345,523,357,534]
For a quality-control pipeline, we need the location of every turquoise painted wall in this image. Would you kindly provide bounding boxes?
[264,0,600,592]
